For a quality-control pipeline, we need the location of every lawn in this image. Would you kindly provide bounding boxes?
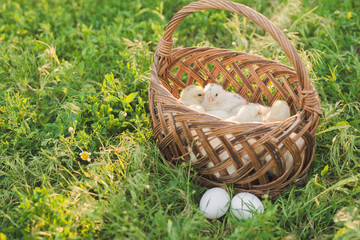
[0,0,360,239]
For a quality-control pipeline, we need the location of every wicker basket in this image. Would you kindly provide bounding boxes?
[149,0,322,197]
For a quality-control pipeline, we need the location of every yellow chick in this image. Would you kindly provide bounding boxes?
[179,85,205,112]
[202,83,246,113]
[266,100,290,122]
[227,104,259,123]
[207,110,231,119]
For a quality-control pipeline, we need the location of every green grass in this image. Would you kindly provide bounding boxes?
[1,0,360,239]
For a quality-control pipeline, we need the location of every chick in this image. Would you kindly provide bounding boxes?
[252,103,271,122]
[266,100,290,122]
[179,85,205,112]
[207,110,230,119]
[227,104,259,123]
[227,102,272,123]
[202,83,246,114]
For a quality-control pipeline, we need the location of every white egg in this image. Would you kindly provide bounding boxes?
[230,192,264,220]
[199,188,230,219]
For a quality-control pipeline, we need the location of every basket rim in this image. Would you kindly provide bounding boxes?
[151,45,321,120]
[151,45,322,117]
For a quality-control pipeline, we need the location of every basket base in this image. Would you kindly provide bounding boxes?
[165,159,308,198]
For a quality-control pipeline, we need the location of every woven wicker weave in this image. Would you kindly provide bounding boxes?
[149,0,322,197]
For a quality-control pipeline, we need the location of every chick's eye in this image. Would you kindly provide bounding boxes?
[198,94,202,96]
[215,93,218,97]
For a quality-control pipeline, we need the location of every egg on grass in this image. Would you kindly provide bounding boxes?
[230,192,264,220]
[199,187,230,219]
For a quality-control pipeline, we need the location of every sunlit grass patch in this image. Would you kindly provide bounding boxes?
[13,186,101,238]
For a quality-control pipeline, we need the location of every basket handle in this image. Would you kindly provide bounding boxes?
[155,0,310,91]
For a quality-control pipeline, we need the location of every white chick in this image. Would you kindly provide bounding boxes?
[207,110,230,119]
[266,100,290,122]
[179,85,205,112]
[252,103,271,122]
[202,83,246,114]
[227,104,259,123]
[228,102,271,123]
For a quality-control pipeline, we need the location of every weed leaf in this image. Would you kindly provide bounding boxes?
[124,92,138,104]
[321,165,329,177]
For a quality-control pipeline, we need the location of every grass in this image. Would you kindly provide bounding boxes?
[0,0,359,239]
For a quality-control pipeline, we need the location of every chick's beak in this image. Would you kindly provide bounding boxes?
[208,95,214,103]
